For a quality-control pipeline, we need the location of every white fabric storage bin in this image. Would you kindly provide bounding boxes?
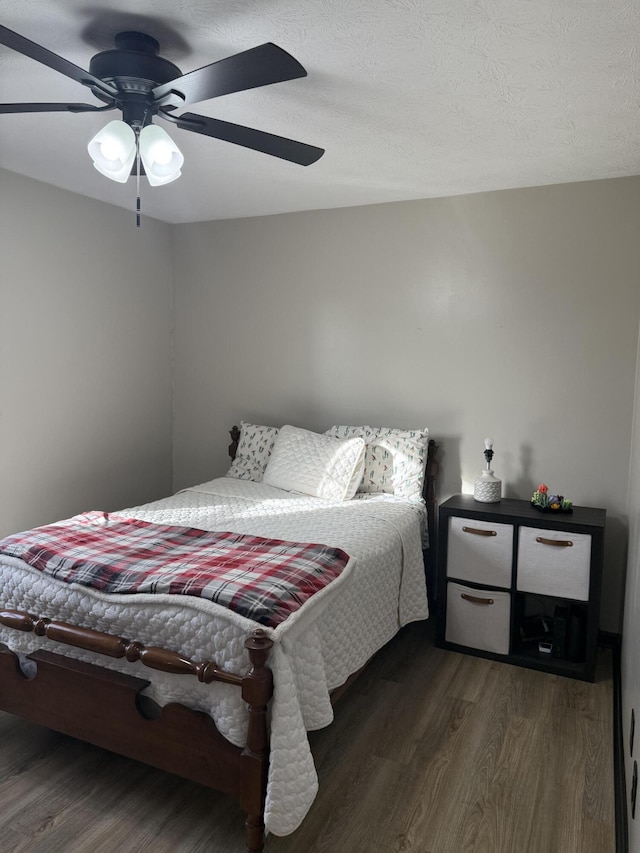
[446,516,513,588]
[445,581,511,655]
[517,526,591,601]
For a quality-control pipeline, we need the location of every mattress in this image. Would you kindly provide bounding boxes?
[0,476,429,835]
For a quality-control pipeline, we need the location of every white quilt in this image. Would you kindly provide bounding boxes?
[0,477,429,836]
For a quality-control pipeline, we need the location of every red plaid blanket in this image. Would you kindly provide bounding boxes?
[0,512,350,629]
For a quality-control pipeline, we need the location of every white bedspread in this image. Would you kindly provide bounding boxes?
[0,477,428,836]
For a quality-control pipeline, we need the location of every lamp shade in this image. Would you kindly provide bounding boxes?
[139,124,184,186]
[87,120,136,183]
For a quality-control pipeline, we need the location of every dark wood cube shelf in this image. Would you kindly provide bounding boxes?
[436,495,605,682]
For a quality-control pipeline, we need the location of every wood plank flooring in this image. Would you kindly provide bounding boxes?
[0,621,615,853]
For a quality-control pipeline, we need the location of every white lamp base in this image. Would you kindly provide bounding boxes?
[474,469,502,503]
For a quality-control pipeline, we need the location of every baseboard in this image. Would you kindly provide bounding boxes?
[600,630,628,853]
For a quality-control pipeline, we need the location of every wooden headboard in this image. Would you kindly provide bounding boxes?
[228,424,439,562]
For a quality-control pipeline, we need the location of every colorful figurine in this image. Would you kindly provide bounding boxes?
[531,483,572,512]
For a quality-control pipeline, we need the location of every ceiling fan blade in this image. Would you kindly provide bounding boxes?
[153,43,307,107]
[0,102,114,114]
[0,24,117,99]
[175,112,324,166]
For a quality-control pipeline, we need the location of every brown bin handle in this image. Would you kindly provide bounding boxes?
[535,536,573,547]
[462,526,497,537]
[461,593,494,606]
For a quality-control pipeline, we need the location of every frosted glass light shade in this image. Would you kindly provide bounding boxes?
[87,120,136,183]
[139,124,184,186]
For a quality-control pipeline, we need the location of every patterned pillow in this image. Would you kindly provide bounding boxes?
[325,425,429,500]
[226,421,279,482]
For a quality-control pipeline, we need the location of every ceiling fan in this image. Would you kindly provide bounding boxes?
[0,23,325,192]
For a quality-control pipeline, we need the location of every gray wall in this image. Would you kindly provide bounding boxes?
[0,169,174,537]
[171,177,640,633]
[2,169,638,634]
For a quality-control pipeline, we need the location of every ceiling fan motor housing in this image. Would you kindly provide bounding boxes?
[89,32,183,126]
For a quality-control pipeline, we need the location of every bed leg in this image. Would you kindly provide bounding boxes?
[245,814,265,852]
[241,630,273,853]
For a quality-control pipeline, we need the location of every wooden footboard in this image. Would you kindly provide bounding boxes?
[0,610,273,853]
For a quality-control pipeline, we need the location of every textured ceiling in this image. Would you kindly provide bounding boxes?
[1,1,639,224]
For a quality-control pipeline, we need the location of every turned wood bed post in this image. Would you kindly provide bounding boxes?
[229,425,241,460]
[425,438,438,541]
[423,439,439,602]
[241,631,274,853]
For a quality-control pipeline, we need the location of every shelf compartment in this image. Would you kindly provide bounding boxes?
[512,592,588,666]
[517,525,591,601]
[446,580,511,655]
[446,516,513,587]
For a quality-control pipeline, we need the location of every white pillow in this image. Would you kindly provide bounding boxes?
[226,421,279,482]
[325,425,429,501]
[263,425,365,501]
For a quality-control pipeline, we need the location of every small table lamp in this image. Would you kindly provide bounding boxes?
[474,437,502,503]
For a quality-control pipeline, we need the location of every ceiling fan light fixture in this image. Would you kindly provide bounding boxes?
[139,124,184,186]
[142,169,183,187]
[88,119,136,183]
[0,23,324,211]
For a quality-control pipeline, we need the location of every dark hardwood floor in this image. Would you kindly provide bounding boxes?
[0,621,615,852]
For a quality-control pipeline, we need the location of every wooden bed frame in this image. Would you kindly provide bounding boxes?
[0,427,438,853]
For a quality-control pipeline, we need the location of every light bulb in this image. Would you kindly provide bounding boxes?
[100,139,122,161]
[152,143,173,166]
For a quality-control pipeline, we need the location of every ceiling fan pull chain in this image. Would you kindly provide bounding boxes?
[135,130,141,228]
